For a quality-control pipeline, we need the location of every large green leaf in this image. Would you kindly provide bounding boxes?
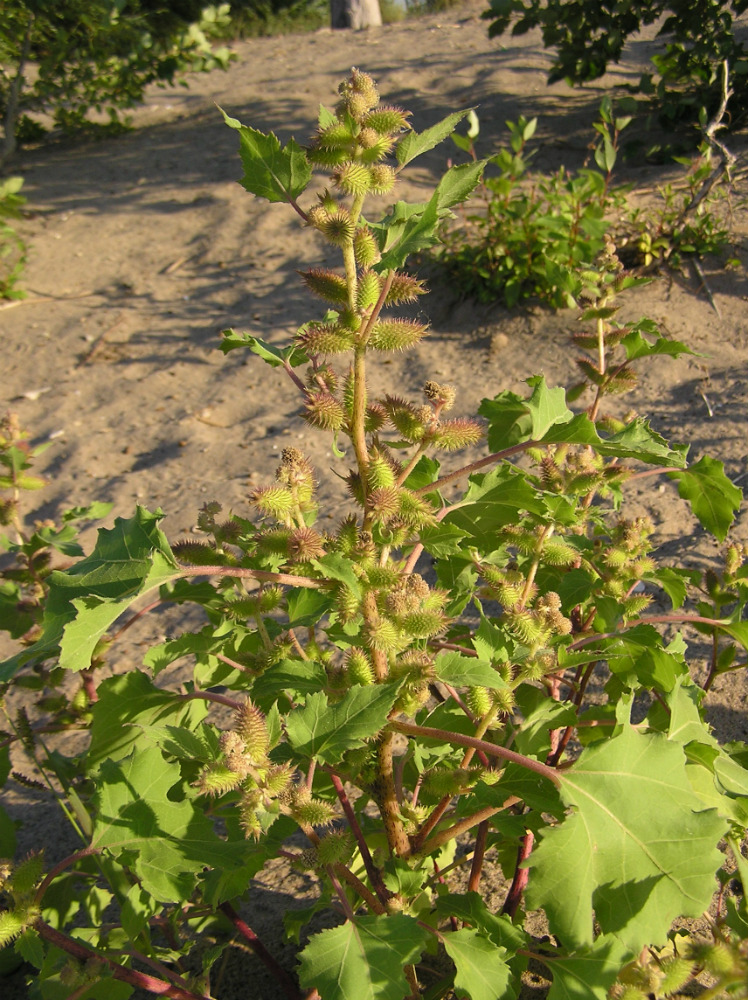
[88,672,208,768]
[298,915,430,1000]
[443,928,512,1000]
[285,684,400,763]
[527,726,726,952]
[0,507,179,677]
[480,385,687,467]
[541,936,630,1000]
[92,746,249,903]
[442,466,545,549]
[668,455,742,541]
[524,376,573,439]
[221,110,312,203]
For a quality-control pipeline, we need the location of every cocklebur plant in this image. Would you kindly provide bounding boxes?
[1,70,748,1000]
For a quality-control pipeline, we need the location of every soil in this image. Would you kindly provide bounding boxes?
[1,3,748,997]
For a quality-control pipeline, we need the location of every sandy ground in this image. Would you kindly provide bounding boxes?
[2,2,748,995]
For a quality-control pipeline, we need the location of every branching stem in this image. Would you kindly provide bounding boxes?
[178,565,323,589]
[391,721,560,785]
[35,921,211,1000]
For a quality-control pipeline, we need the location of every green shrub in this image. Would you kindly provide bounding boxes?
[1,71,747,1000]
[0,1,234,161]
[0,175,27,300]
[437,102,735,307]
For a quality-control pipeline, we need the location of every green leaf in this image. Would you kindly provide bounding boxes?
[524,376,573,438]
[286,587,332,626]
[480,390,687,467]
[434,652,510,690]
[443,466,545,549]
[312,552,362,596]
[220,329,309,367]
[0,507,179,678]
[375,162,484,272]
[221,109,312,203]
[374,196,440,272]
[88,672,208,768]
[443,928,512,1000]
[396,109,473,167]
[621,325,695,361]
[720,619,748,655]
[142,626,221,676]
[541,936,630,1000]
[286,684,400,763]
[418,522,470,557]
[92,746,249,903]
[431,160,487,213]
[527,726,727,951]
[668,455,742,541]
[434,893,527,953]
[250,658,328,711]
[298,915,430,1000]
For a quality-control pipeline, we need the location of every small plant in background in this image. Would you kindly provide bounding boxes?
[437,99,630,307]
[0,176,27,300]
[1,71,747,1000]
[439,91,736,308]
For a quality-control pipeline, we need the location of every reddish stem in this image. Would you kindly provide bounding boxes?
[110,598,162,643]
[413,441,541,496]
[391,721,560,785]
[180,690,243,710]
[328,771,390,904]
[35,921,209,1000]
[80,668,99,704]
[219,903,303,1000]
[468,820,489,894]
[501,829,535,918]
[35,846,102,905]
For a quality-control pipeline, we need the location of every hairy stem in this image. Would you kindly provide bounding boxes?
[418,805,503,857]
[352,344,370,484]
[178,565,324,588]
[374,731,411,857]
[332,863,386,914]
[468,820,489,893]
[34,846,102,906]
[413,441,540,496]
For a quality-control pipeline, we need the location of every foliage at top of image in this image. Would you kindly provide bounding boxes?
[483,0,748,126]
[1,70,748,1000]
[0,0,234,163]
